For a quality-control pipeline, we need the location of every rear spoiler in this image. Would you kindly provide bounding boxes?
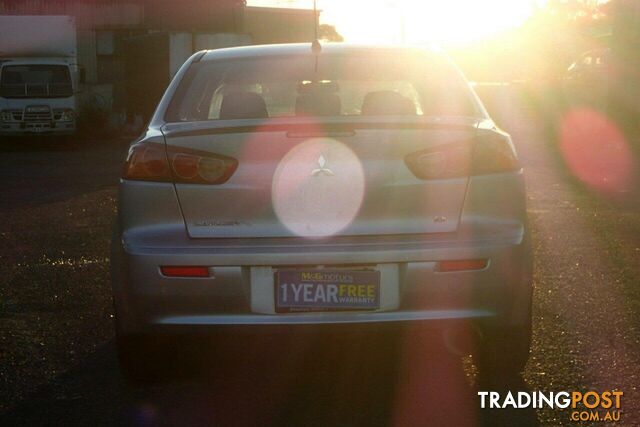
[162,118,488,138]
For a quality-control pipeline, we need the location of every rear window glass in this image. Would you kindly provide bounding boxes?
[165,53,479,122]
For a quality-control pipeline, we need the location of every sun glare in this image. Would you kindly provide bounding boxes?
[403,0,542,45]
[249,0,545,46]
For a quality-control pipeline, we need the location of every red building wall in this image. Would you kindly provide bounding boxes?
[0,0,244,31]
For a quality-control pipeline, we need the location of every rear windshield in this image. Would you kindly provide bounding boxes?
[165,53,480,122]
[0,64,73,98]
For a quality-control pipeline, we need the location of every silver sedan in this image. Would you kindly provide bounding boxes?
[111,43,532,381]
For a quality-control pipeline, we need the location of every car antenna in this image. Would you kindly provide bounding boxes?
[311,0,321,71]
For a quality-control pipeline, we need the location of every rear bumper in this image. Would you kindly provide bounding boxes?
[112,231,532,335]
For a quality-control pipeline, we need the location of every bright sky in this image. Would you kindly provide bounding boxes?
[248,0,547,46]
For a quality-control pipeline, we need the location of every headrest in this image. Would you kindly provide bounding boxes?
[219,91,268,120]
[295,92,342,116]
[361,90,416,116]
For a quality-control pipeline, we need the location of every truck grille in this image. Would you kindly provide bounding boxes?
[9,110,23,121]
[24,108,52,122]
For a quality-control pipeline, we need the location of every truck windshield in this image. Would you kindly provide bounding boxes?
[0,64,73,98]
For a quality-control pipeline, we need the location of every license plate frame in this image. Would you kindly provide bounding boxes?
[275,269,381,313]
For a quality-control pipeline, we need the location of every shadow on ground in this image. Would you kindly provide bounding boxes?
[1,328,539,427]
[0,136,130,210]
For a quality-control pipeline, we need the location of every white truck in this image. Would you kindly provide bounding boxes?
[0,15,79,137]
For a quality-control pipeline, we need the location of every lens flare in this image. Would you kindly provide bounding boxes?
[272,138,365,238]
[559,108,635,195]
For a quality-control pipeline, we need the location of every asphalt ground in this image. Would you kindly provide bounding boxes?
[1,90,639,426]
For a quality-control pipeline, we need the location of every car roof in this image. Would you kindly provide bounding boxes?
[200,43,442,62]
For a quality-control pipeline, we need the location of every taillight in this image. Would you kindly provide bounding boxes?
[470,130,520,176]
[160,266,210,277]
[405,142,472,180]
[405,130,519,180]
[437,259,488,272]
[123,143,172,182]
[123,143,238,184]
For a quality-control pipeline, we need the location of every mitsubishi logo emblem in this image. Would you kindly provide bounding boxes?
[311,155,334,176]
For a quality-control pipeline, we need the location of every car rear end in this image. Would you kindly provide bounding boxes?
[112,44,532,379]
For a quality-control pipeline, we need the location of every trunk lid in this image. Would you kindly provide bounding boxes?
[163,118,479,239]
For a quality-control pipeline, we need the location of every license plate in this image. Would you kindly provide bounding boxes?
[275,270,380,313]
